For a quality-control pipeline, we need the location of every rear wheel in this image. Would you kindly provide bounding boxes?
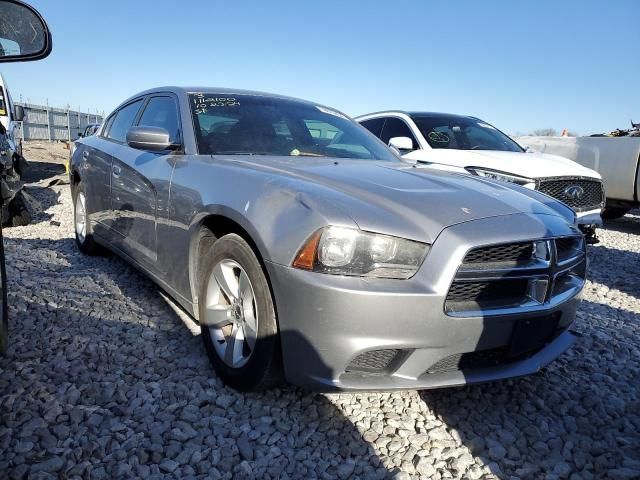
[73,184,103,255]
[602,207,630,220]
[198,233,282,391]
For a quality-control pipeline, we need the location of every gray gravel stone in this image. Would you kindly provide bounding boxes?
[0,172,639,479]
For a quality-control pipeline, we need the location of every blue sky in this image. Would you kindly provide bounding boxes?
[2,0,638,135]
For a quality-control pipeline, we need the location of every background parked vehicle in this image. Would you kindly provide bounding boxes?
[516,132,640,220]
[0,0,53,353]
[78,122,100,139]
[0,73,24,156]
[71,87,585,391]
[356,111,605,243]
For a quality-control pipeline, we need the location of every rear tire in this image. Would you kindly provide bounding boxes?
[73,183,103,255]
[198,233,282,391]
[602,207,630,220]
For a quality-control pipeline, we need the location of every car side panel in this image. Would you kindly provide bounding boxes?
[108,142,175,269]
[162,155,358,314]
[73,136,114,237]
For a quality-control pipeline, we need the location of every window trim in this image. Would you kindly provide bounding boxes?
[101,96,146,145]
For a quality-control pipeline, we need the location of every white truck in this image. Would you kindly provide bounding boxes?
[516,131,640,220]
[0,72,24,155]
[356,111,604,242]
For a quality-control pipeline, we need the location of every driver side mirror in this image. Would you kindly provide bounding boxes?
[14,105,24,122]
[127,126,180,151]
[0,0,52,63]
[14,104,24,121]
[388,136,414,152]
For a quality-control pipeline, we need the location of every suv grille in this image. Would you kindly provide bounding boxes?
[536,178,604,212]
[446,236,586,316]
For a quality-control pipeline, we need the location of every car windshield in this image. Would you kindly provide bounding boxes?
[412,115,524,152]
[189,93,397,161]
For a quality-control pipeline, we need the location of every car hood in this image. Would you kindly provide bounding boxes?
[222,156,572,244]
[403,149,601,179]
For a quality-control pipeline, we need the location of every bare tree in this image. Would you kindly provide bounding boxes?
[531,128,558,137]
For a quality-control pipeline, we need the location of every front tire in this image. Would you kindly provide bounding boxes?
[602,207,630,220]
[198,233,282,391]
[73,183,103,255]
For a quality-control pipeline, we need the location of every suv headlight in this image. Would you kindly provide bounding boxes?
[292,226,429,279]
[466,167,535,187]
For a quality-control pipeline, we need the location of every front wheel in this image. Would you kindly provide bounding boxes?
[602,207,630,220]
[73,184,103,255]
[198,234,282,391]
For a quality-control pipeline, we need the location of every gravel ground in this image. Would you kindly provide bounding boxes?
[0,175,639,479]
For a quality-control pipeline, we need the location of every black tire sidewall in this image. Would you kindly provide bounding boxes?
[198,234,281,391]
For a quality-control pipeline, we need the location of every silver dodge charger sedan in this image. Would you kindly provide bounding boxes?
[69,87,586,391]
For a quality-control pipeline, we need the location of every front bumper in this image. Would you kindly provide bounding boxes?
[266,213,583,391]
[575,208,603,227]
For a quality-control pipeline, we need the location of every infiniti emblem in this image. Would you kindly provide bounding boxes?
[564,185,584,200]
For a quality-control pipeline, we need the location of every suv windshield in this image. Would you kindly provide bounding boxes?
[412,114,524,152]
[189,93,396,161]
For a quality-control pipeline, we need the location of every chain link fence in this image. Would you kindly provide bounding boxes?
[14,102,104,141]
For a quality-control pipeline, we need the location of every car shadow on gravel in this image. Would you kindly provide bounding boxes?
[600,210,640,234]
[0,237,395,479]
[21,159,66,184]
[419,296,640,479]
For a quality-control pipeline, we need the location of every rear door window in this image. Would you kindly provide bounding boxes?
[106,99,143,143]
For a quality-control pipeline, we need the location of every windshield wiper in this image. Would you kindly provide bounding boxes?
[213,151,272,156]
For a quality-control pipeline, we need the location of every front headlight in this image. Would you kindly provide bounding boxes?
[292,226,429,279]
[466,167,535,187]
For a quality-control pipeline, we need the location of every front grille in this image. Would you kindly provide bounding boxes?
[536,178,604,212]
[463,242,534,264]
[556,236,582,263]
[426,348,508,374]
[446,237,585,316]
[346,349,402,372]
[446,279,529,306]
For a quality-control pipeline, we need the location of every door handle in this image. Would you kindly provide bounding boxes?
[112,165,121,178]
[82,151,89,159]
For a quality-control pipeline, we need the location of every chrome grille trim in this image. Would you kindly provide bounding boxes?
[535,176,605,212]
[446,236,586,317]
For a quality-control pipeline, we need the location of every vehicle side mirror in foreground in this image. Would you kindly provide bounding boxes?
[0,0,52,63]
[388,136,414,152]
[14,104,24,121]
[127,126,179,151]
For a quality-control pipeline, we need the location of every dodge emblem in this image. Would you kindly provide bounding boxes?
[564,185,584,200]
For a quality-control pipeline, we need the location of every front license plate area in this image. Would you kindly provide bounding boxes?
[508,313,559,358]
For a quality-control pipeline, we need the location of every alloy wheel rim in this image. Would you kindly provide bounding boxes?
[203,259,258,368]
[75,192,87,243]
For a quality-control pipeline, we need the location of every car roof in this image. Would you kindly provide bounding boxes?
[122,86,324,108]
[356,110,480,121]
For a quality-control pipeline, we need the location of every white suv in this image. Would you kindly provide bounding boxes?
[356,111,604,243]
